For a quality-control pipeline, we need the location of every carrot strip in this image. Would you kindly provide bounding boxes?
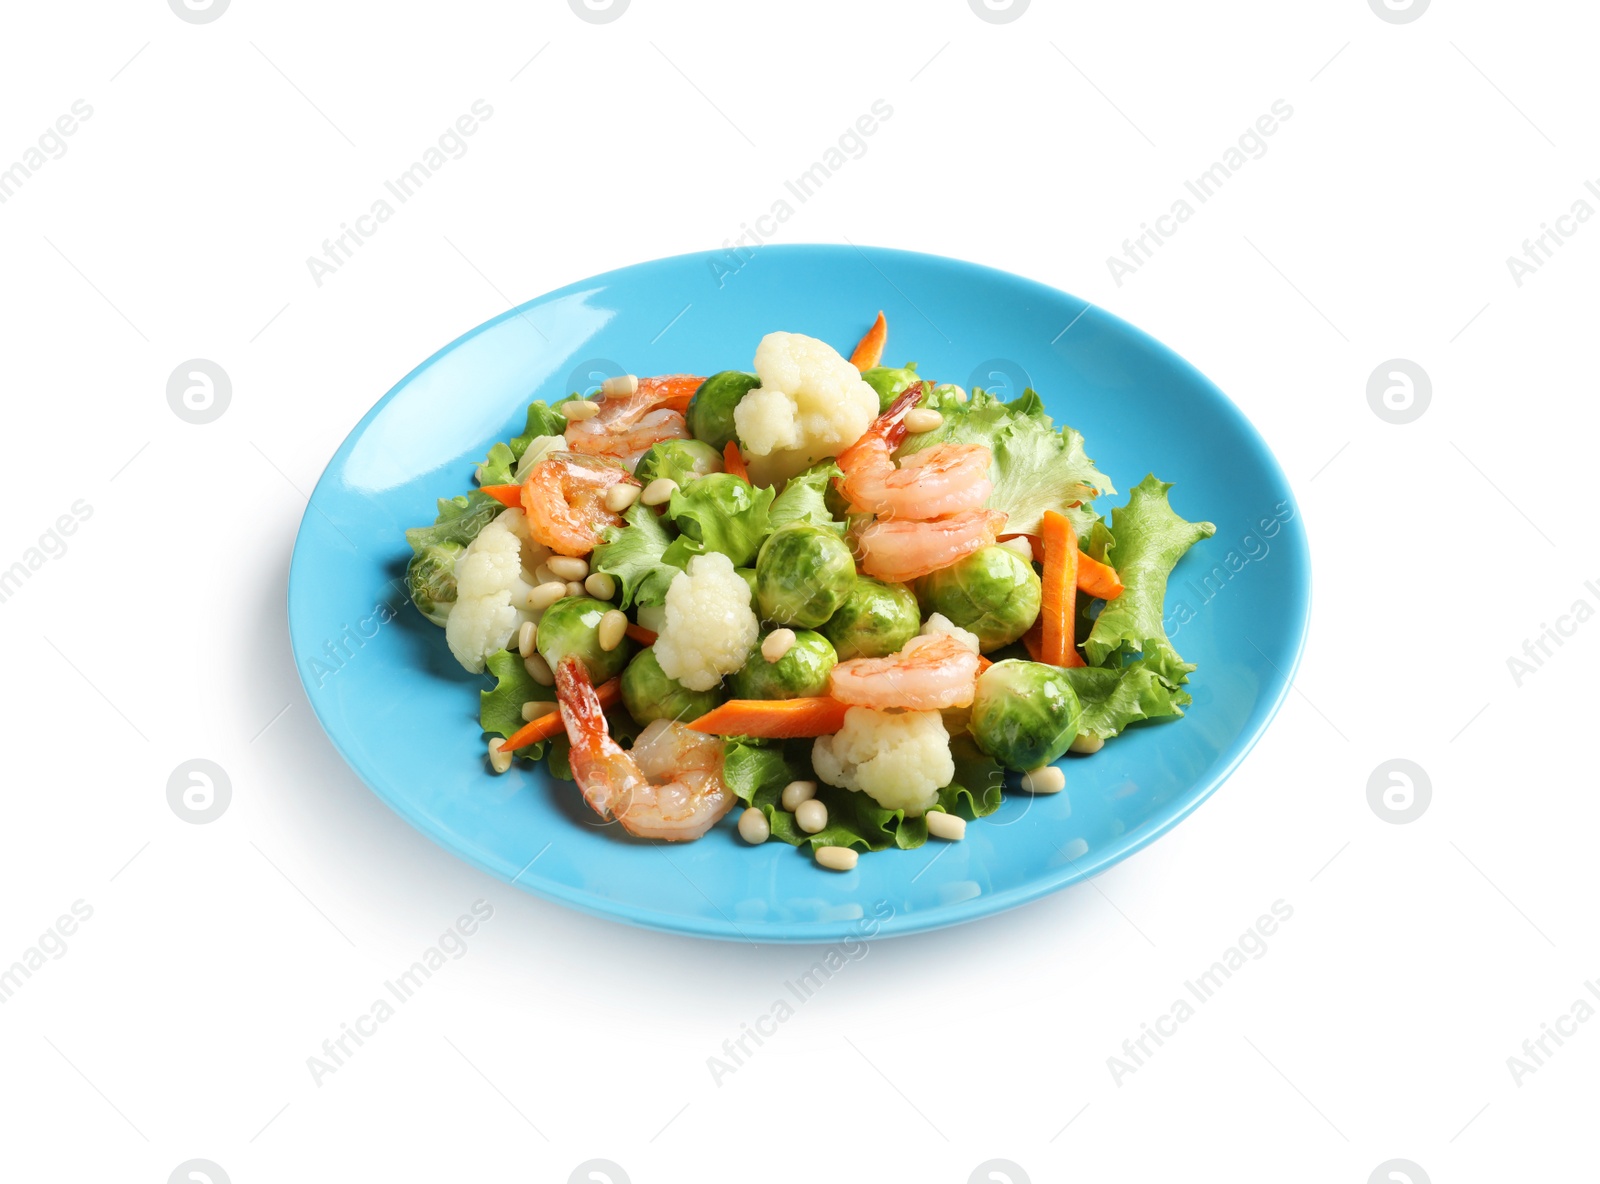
[689,697,849,738]
[1039,511,1085,668]
[479,484,523,508]
[722,440,749,482]
[502,675,621,751]
[624,623,657,645]
[1021,619,1045,663]
[1002,532,1122,599]
[636,374,705,414]
[849,311,887,371]
[976,655,993,676]
[1077,553,1123,600]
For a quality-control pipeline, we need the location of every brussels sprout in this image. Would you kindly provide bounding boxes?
[536,596,636,683]
[861,363,922,412]
[916,546,1042,652]
[755,523,856,629]
[686,370,760,450]
[406,540,465,627]
[634,438,723,487]
[730,629,837,699]
[620,647,722,725]
[735,567,758,599]
[820,576,920,660]
[968,660,1082,771]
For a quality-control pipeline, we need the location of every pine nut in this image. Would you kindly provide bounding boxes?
[523,653,554,686]
[533,563,558,586]
[605,483,642,513]
[528,582,568,613]
[1021,765,1065,794]
[737,807,770,845]
[1070,733,1105,755]
[926,811,967,841]
[1000,536,1035,562]
[598,609,628,652]
[796,798,828,834]
[585,572,617,600]
[815,846,858,872]
[566,581,586,599]
[904,408,944,434]
[781,780,816,811]
[600,374,638,399]
[945,385,969,403]
[762,628,797,663]
[487,738,512,774]
[516,620,537,658]
[640,478,678,507]
[520,700,557,722]
[561,399,601,421]
[547,555,589,581]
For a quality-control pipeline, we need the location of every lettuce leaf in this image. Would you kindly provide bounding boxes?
[591,502,682,609]
[769,461,846,535]
[663,473,774,569]
[478,399,571,486]
[405,490,502,554]
[1083,475,1214,668]
[480,649,548,760]
[1063,639,1194,739]
[896,387,1114,537]
[723,735,1004,854]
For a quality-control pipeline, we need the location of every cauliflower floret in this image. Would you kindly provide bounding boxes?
[920,613,982,655]
[653,552,760,692]
[445,509,537,673]
[812,707,954,816]
[734,332,880,486]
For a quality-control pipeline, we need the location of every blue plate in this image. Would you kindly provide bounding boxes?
[288,245,1310,942]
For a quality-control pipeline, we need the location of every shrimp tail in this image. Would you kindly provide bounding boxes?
[873,382,925,454]
[554,655,605,746]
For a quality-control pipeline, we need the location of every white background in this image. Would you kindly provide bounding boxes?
[1,1,1594,1181]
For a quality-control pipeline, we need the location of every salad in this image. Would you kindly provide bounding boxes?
[403,314,1214,871]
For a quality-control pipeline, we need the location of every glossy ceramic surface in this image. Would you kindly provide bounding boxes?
[287,245,1310,942]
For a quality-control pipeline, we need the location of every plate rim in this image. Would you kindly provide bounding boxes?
[287,242,1312,943]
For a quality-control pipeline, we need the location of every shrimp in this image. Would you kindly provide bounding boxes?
[836,384,993,519]
[854,508,1008,584]
[554,656,734,841]
[520,451,635,556]
[828,633,982,711]
[564,374,704,470]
